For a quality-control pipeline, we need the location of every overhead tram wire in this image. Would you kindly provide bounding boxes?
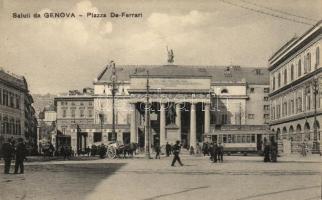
[217,0,315,26]
[238,0,318,23]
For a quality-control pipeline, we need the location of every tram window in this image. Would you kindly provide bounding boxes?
[223,135,227,143]
[246,135,251,143]
[251,135,255,143]
[228,135,231,143]
[219,135,223,143]
[242,135,246,143]
[232,135,236,143]
[237,135,241,143]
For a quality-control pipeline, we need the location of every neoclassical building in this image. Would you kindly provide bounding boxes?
[55,63,271,152]
[269,20,322,154]
[0,68,37,145]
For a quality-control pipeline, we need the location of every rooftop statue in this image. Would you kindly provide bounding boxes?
[167,47,174,64]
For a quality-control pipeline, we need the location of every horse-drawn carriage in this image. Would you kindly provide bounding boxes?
[105,142,138,159]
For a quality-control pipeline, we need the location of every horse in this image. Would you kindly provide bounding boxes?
[115,143,138,159]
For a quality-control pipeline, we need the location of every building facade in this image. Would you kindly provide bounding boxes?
[269,21,322,154]
[55,64,271,153]
[0,68,37,147]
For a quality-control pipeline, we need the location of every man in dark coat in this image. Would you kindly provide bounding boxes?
[2,138,14,174]
[171,140,183,166]
[213,143,219,163]
[165,142,171,157]
[270,137,278,162]
[263,138,271,162]
[155,144,161,159]
[14,138,27,174]
[217,143,224,162]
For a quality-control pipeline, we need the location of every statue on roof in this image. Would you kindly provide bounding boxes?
[167,46,174,64]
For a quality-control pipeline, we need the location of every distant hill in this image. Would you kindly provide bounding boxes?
[32,94,57,116]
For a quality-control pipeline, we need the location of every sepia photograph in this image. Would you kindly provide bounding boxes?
[0,0,322,199]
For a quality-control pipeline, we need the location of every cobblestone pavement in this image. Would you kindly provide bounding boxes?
[0,155,321,200]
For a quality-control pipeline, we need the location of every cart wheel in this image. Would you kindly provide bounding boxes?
[107,146,116,159]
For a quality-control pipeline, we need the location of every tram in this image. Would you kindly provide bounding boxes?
[205,130,275,155]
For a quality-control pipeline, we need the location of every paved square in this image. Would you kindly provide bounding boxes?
[0,156,321,200]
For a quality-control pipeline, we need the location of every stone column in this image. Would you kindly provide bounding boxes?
[130,103,137,143]
[160,103,166,146]
[176,103,182,138]
[190,103,196,149]
[204,103,210,136]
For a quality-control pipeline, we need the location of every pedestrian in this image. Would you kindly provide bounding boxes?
[263,138,270,162]
[189,145,195,155]
[217,142,224,162]
[270,137,278,162]
[171,140,183,166]
[208,142,214,161]
[155,144,161,159]
[14,138,27,174]
[202,142,209,156]
[213,143,218,163]
[2,138,14,174]
[165,142,171,157]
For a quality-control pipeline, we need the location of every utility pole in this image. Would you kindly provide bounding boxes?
[145,70,151,159]
[110,61,117,142]
[312,76,319,154]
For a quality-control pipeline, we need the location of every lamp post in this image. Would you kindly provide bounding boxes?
[312,76,319,154]
[110,61,117,142]
[145,70,151,159]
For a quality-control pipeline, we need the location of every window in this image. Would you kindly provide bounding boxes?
[3,90,8,106]
[264,97,269,101]
[250,88,255,93]
[264,105,270,111]
[278,73,281,88]
[80,109,84,117]
[71,109,75,118]
[264,114,269,119]
[284,69,287,85]
[93,132,102,142]
[62,110,66,118]
[88,110,93,117]
[316,47,320,68]
[221,89,228,94]
[307,52,311,72]
[15,119,20,135]
[297,97,302,112]
[272,77,275,90]
[89,102,93,106]
[15,95,20,109]
[248,114,254,119]
[291,64,294,81]
[80,102,84,106]
[9,92,14,108]
[0,89,2,105]
[108,132,117,141]
[71,102,75,106]
[221,114,227,124]
[306,87,311,110]
[264,88,269,93]
[298,59,302,77]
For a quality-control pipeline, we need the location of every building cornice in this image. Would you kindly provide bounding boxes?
[269,110,322,126]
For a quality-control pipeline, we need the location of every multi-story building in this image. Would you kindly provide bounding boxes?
[269,20,321,154]
[0,68,37,147]
[54,63,271,153]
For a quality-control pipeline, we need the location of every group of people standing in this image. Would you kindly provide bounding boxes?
[263,137,278,162]
[2,137,27,174]
[202,142,224,163]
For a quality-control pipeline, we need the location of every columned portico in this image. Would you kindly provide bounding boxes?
[190,103,197,149]
[160,103,166,146]
[130,103,137,143]
[204,103,210,135]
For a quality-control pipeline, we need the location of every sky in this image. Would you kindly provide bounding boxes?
[0,0,321,94]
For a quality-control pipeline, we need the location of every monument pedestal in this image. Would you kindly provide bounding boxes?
[165,124,180,145]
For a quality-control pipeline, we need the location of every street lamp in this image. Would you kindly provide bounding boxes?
[110,61,117,142]
[145,70,151,159]
[312,76,319,154]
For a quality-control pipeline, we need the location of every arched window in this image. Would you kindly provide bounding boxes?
[278,73,281,88]
[272,77,276,90]
[298,59,302,77]
[290,64,294,81]
[307,52,311,72]
[284,68,287,85]
[221,89,228,94]
[316,47,320,68]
